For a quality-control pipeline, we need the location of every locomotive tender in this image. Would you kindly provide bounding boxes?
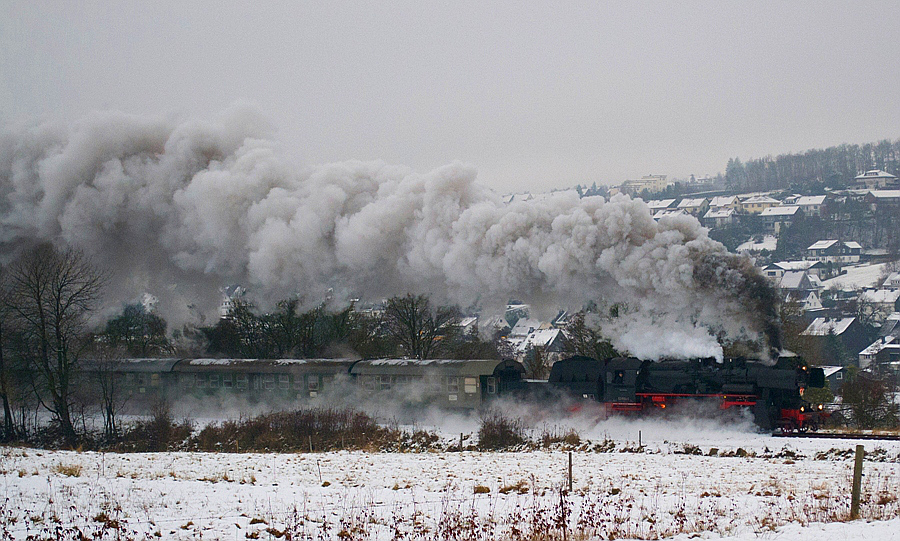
[79,353,825,432]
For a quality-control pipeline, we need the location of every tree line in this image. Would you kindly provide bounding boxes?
[725,138,900,193]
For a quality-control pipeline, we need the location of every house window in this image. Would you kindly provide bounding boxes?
[236,374,248,390]
[464,377,477,394]
[835,373,843,380]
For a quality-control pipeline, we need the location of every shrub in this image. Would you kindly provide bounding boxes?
[477,412,526,450]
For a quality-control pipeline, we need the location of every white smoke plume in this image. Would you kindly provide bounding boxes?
[0,105,778,359]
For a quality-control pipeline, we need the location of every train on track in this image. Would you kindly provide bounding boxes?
[77,352,827,432]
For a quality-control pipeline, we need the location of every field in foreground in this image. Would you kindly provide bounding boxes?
[2,418,900,540]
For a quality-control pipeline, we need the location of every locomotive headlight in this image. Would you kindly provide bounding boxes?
[800,406,805,412]
[818,404,824,411]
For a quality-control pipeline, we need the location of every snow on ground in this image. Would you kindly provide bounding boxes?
[737,235,777,252]
[821,262,888,291]
[3,416,900,540]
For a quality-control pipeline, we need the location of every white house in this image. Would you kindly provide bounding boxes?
[759,205,801,233]
[794,195,827,217]
[805,240,862,264]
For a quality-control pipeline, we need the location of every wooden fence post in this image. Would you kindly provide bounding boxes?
[851,444,864,519]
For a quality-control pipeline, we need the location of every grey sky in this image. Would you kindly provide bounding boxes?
[3,1,899,193]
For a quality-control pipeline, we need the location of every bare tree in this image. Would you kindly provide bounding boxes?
[0,268,19,441]
[384,294,460,360]
[6,244,104,447]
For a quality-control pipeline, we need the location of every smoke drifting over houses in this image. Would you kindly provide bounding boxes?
[0,106,779,359]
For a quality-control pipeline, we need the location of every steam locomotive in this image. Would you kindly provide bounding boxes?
[80,353,825,432]
[545,355,827,431]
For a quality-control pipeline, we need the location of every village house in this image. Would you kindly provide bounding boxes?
[701,207,736,228]
[653,208,689,221]
[676,197,710,217]
[619,174,671,196]
[740,195,781,214]
[859,335,896,369]
[858,288,900,320]
[759,205,802,233]
[853,170,899,190]
[804,240,862,264]
[645,199,677,212]
[708,195,740,210]
[884,272,900,289]
[800,316,871,366]
[865,190,900,212]
[794,195,827,217]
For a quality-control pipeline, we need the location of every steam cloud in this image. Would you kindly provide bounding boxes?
[0,106,780,359]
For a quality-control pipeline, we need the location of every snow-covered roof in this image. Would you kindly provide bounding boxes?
[742,195,780,204]
[709,195,738,207]
[779,271,808,290]
[868,190,900,199]
[760,205,800,216]
[646,199,676,210]
[774,260,821,271]
[859,336,896,357]
[807,240,838,250]
[702,208,734,219]
[653,209,688,219]
[510,328,564,353]
[844,241,862,249]
[801,317,856,336]
[821,366,844,377]
[510,317,543,337]
[795,195,827,206]
[856,170,898,180]
[677,198,707,208]
[859,288,900,304]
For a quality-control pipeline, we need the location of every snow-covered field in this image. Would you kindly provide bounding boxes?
[737,235,777,253]
[821,262,888,291]
[3,417,900,540]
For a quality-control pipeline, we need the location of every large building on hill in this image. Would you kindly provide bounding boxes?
[619,175,671,196]
[854,170,899,190]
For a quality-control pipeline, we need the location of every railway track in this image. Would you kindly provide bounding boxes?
[773,431,900,441]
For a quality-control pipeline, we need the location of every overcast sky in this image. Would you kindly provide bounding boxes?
[3,1,900,193]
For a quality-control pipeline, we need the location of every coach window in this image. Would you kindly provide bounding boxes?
[222,373,233,389]
[263,374,276,390]
[322,376,333,389]
[308,376,319,391]
[236,374,248,390]
[486,377,497,394]
[464,377,477,394]
[209,374,220,389]
[194,374,206,388]
[447,377,459,394]
[363,376,376,391]
[278,374,290,390]
[150,373,160,387]
[378,375,392,391]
